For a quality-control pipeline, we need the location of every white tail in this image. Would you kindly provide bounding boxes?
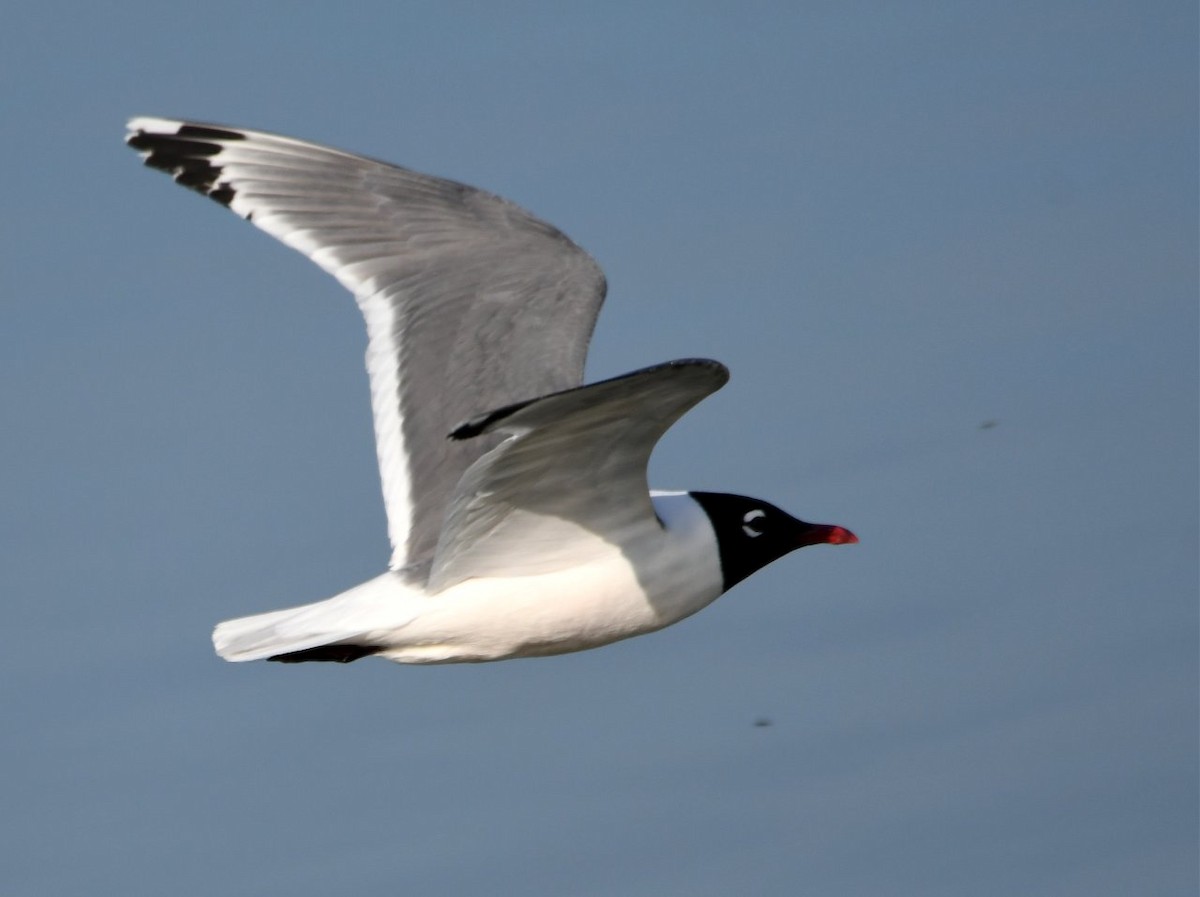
[212,604,353,662]
[212,573,420,662]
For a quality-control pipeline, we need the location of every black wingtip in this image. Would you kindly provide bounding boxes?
[448,358,729,441]
[448,418,485,441]
[449,396,538,440]
[175,124,248,142]
[126,121,245,208]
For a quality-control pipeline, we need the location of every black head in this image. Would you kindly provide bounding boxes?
[689,491,857,592]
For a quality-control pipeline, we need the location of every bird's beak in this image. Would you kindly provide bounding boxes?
[824,525,858,545]
[800,523,858,547]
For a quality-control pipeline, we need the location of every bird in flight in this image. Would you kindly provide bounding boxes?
[126,117,856,665]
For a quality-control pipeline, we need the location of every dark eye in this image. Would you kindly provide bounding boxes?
[741,509,766,537]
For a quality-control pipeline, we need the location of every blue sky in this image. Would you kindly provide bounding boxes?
[3,2,1196,894]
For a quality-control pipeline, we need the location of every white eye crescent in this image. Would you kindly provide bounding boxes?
[741,509,766,537]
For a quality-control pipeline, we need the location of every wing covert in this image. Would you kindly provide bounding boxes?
[427,359,729,592]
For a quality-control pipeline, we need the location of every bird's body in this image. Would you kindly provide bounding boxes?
[126,117,855,666]
[217,492,719,664]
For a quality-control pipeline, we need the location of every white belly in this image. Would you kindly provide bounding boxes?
[213,492,722,664]
[374,492,723,663]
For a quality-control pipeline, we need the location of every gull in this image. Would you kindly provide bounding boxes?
[125,117,857,665]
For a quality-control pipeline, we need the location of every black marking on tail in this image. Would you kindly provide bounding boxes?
[268,644,383,664]
[127,124,245,207]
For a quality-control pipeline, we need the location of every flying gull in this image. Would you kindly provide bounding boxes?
[125,117,857,665]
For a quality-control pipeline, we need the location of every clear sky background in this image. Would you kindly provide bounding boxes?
[3,2,1195,895]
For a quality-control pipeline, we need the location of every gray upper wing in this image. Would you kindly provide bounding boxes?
[427,359,730,592]
[126,117,607,578]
